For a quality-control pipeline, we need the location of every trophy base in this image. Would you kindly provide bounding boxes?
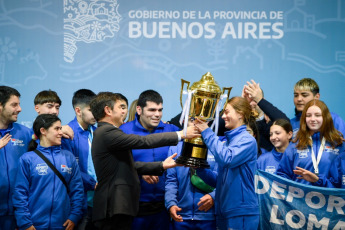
[175,139,210,168]
[175,155,210,168]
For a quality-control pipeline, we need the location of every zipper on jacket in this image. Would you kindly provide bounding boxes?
[192,172,195,220]
[49,149,56,229]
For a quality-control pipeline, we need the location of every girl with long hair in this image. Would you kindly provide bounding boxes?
[12,114,84,230]
[276,100,345,185]
[194,96,259,230]
[257,119,292,174]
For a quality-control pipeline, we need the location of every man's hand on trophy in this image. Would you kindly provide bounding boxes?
[169,205,183,222]
[194,118,209,132]
[142,175,159,184]
[162,153,183,169]
[178,126,201,139]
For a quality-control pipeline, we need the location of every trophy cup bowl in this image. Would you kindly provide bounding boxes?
[175,72,232,168]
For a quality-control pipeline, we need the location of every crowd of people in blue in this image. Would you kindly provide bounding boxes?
[0,77,344,230]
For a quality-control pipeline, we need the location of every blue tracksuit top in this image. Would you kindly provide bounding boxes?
[198,126,259,219]
[120,114,180,202]
[165,141,218,221]
[61,117,97,192]
[12,144,84,230]
[276,132,344,185]
[313,151,345,188]
[257,148,285,174]
[0,122,32,216]
[291,110,345,138]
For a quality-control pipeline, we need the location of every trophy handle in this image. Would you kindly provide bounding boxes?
[180,79,190,108]
[221,87,233,113]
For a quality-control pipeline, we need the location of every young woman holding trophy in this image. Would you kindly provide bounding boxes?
[194,96,259,230]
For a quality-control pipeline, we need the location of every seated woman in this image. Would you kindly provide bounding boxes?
[257,119,292,174]
[12,114,84,230]
[276,100,345,185]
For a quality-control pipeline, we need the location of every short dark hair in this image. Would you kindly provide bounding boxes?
[0,86,20,106]
[137,90,163,108]
[90,92,128,122]
[72,89,96,108]
[272,119,293,134]
[28,114,61,151]
[34,90,61,106]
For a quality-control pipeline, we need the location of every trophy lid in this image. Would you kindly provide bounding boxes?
[190,72,222,93]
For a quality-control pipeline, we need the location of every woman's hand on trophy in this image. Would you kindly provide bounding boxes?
[179,126,201,139]
[194,118,209,132]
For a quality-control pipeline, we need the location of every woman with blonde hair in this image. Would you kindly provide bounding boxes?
[126,99,138,122]
[277,99,345,185]
[194,96,259,230]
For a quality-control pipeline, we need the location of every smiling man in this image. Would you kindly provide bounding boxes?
[120,90,180,230]
[90,91,198,230]
[290,78,345,138]
[0,86,32,230]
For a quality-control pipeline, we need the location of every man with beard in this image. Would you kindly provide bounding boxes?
[62,89,97,230]
[0,86,32,229]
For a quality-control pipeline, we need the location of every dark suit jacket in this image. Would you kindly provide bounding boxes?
[91,122,179,221]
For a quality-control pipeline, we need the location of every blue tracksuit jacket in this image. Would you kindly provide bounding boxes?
[257,148,285,174]
[197,126,259,219]
[291,110,345,138]
[61,117,97,193]
[12,145,84,230]
[314,151,345,188]
[0,123,32,216]
[165,141,218,221]
[276,132,344,185]
[120,115,180,203]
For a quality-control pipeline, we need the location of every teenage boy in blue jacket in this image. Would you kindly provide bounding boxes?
[165,138,221,230]
[62,89,97,230]
[33,89,74,140]
[120,90,180,230]
[0,86,32,230]
[291,78,345,138]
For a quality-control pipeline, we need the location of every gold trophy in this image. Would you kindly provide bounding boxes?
[175,72,232,168]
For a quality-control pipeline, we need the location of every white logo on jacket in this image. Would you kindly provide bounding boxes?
[342,175,345,185]
[36,163,48,175]
[297,149,309,158]
[265,166,276,174]
[324,146,340,155]
[61,165,72,174]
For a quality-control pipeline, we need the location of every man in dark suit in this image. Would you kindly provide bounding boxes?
[89,92,199,230]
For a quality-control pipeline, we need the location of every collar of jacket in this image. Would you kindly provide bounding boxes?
[70,117,96,134]
[0,122,14,135]
[37,144,61,155]
[294,108,302,119]
[271,148,284,162]
[224,125,247,140]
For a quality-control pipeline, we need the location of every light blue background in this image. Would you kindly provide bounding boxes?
[1,0,344,127]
